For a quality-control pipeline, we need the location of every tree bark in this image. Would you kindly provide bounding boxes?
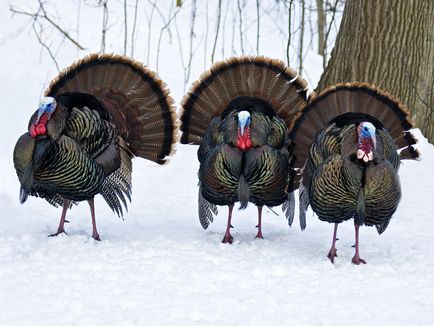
[317,0,434,143]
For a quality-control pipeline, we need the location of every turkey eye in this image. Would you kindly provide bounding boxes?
[363,127,368,131]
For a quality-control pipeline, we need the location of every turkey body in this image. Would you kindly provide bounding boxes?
[14,94,122,206]
[304,118,401,230]
[198,98,290,210]
[13,54,176,240]
[180,56,309,242]
[290,83,419,264]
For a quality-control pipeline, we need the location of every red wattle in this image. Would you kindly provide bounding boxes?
[237,128,252,151]
[29,113,49,138]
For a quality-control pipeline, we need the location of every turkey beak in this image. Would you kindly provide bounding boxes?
[35,106,45,124]
[239,120,247,136]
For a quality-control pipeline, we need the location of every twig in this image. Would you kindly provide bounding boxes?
[10,1,85,50]
[256,0,260,55]
[123,0,128,55]
[100,0,108,52]
[211,0,222,63]
[285,0,294,66]
[237,0,244,55]
[156,5,181,71]
[130,0,139,56]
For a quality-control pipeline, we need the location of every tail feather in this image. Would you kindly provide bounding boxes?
[299,182,309,231]
[282,191,296,227]
[45,53,177,165]
[198,183,218,229]
[180,56,308,145]
[289,82,420,171]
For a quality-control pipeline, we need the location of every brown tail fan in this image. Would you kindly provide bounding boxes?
[45,53,177,164]
[289,82,420,171]
[179,56,309,144]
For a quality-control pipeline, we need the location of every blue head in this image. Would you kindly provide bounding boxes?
[36,97,57,124]
[357,121,377,162]
[237,110,251,136]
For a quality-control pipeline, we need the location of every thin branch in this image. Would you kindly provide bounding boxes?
[203,0,209,70]
[156,5,181,72]
[237,0,244,55]
[186,0,197,87]
[123,0,128,55]
[256,0,260,55]
[299,0,305,74]
[285,0,294,66]
[211,0,222,63]
[100,0,108,52]
[32,13,59,71]
[10,1,85,50]
[323,0,339,69]
[131,0,139,56]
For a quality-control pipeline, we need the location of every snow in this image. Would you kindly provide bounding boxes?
[1,1,434,325]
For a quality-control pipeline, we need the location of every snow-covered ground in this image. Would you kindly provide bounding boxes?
[1,1,434,325]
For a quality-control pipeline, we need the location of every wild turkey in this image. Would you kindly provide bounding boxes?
[180,56,308,243]
[288,82,420,264]
[13,53,177,240]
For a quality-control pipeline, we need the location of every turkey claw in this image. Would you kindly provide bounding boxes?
[92,233,101,241]
[49,230,67,237]
[327,249,338,263]
[222,234,233,244]
[351,256,366,265]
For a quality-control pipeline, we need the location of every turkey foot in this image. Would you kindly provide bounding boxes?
[49,230,67,237]
[222,232,233,244]
[327,248,338,263]
[352,223,366,265]
[222,205,234,244]
[92,232,101,241]
[255,226,263,239]
[49,200,71,238]
[351,255,366,265]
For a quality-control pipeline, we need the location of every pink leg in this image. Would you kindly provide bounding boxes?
[255,206,264,239]
[222,205,234,244]
[49,199,71,237]
[352,223,366,265]
[88,198,101,241]
[327,223,338,263]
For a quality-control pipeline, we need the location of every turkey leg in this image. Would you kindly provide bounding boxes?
[49,199,71,237]
[222,205,234,244]
[255,206,264,239]
[88,198,101,241]
[351,223,366,264]
[327,223,338,263]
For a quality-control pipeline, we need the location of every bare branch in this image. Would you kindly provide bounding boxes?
[237,0,244,55]
[10,0,85,50]
[299,0,305,74]
[130,0,139,56]
[100,0,109,52]
[123,0,128,55]
[285,0,294,66]
[211,0,222,63]
[156,5,181,72]
[256,0,260,55]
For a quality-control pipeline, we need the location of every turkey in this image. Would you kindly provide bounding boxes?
[13,53,177,240]
[180,56,308,243]
[288,82,420,264]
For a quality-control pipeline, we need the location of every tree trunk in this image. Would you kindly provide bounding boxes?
[317,0,434,143]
